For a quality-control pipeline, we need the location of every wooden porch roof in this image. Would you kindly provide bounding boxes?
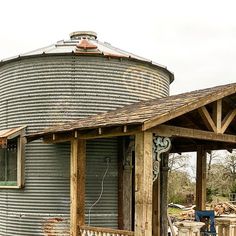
[26,82,236,145]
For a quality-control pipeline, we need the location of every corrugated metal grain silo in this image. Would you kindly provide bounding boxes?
[0,31,174,235]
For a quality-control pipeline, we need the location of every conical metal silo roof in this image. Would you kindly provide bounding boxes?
[0,31,174,82]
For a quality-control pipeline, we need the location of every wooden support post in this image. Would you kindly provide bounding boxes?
[213,99,222,133]
[120,138,134,231]
[152,176,160,236]
[118,138,124,230]
[71,139,86,236]
[160,152,169,236]
[196,147,207,210]
[135,132,153,236]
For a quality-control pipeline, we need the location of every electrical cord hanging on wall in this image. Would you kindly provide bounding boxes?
[88,157,110,226]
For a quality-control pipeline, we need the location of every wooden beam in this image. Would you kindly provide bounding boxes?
[135,132,153,236]
[160,153,169,236]
[18,133,25,188]
[78,139,86,227]
[150,125,236,143]
[221,108,236,133]
[42,126,142,143]
[118,138,124,230]
[213,99,222,133]
[70,139,86,236]
[196,147,207,210]
[122,138,134,231]
[198,106,217,132]
[170,143,236,153]
[43,133,73,143]
[152,175,160,236]
[78,126,142,140]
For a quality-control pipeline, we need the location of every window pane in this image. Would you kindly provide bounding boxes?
[0,138,17,186]
[7,148,17,181]
[0,149,6,181]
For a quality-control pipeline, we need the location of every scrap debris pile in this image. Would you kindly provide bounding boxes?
[213,202,236,215]
[168,202,236,220]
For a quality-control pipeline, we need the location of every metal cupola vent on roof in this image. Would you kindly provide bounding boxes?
[70,31,97,40]
[71,31,99,53]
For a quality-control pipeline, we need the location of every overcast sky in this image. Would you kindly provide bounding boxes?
[1,0,236,95]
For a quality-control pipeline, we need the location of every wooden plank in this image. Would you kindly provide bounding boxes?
[71,139,78,236]
[150,125,236,143]
[80,225,134,236]
[196,147,206,210]
[152,176,160,236]
[221,108,236,133]
[160,153,169,236]
[198,106,217,132]
[77,139,86,227]
[43,133,73,143]
[135,132,153,236]
[170,143,236,153]
[122,138,134,231]
[213,99,222,133]
[70,139,86,236]
[79,126,142,140]
[17,135,25,188]
[42,126,142,143]
[167,214,176,236]
[118,138,124,230]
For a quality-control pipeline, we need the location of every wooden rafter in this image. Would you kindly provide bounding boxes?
[198,99,236,134]
[221,109,236,133]
[213,99,222,133]
[198,106,217,132]
[151,124,236,143]
[42,125,142,143]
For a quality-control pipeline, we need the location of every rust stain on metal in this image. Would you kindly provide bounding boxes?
[43,217,64,236]
[76,39,97,50]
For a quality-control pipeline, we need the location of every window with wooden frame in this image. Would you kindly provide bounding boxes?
[0,127,25,188]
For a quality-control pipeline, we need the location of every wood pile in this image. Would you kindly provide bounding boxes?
[213,202,236,215]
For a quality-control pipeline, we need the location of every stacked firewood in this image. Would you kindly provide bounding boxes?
[213,202,236,215]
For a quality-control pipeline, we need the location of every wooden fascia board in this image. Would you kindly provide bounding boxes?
[150,124,236,143]
[77,126,142,140]
[41,125,142,143]
[43,133,73,143]
[142,87,236,131]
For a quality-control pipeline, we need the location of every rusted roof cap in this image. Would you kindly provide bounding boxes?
[0,31,174,83]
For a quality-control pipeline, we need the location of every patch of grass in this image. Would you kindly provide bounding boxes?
[168,207,183,217]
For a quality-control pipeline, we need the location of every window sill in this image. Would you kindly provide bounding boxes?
[0,182,23,189]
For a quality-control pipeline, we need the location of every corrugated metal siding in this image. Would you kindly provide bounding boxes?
[85,138,118,228]
[0,55,170,235]
[0,141,70,236]
[0,56,169,132]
